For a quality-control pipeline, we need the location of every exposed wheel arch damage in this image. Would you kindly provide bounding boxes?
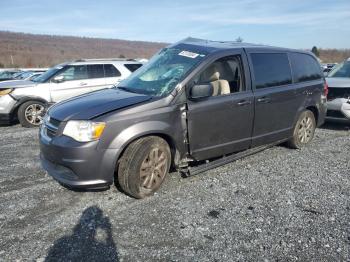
[9,96,49,122]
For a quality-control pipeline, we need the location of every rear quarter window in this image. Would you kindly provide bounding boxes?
[104,64,121,77]
[250,53,292,89]
[290,53,322,82]
[87,64,104,79]
[124,63,143,72]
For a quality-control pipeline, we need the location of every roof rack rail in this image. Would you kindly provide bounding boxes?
[73,58,137,62]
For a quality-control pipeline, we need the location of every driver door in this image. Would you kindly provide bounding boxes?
[187,53,254,161]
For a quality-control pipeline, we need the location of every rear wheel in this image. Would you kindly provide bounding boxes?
[18,101,46,128]
[117,136,171,199]
[287,110,316,149]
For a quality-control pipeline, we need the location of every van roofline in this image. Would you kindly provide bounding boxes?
[172,37,313,56]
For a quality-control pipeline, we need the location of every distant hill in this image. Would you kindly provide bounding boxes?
[0,31,349,68]
[0,31,167,68]
[318,49,350,64]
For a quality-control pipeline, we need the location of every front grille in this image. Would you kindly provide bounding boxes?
[328,87,350,100]
[327,110,345,119]
[46,128,57,138]
[49,117,61,127]
[44,117,61,138]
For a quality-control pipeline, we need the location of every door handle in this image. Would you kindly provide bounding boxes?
[237,100,251,106]
[80,82,88,86]
[257,97,271,103]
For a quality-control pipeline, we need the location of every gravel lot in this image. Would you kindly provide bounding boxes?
[0,123,349,261]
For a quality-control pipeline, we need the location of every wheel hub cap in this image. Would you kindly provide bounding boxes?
[24,104,45,125]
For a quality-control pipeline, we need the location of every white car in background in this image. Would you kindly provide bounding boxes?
[0,59,143,127]
[326,58,350,122]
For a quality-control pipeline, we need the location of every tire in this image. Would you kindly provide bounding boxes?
[117,136,171,199]
[18,100,46,128]
[287,110,316,149]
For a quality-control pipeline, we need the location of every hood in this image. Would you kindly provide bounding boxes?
[326,77,350,88]
[0,80,36,89]
[49,88,152,121]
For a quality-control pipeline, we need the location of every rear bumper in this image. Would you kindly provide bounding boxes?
[39,131,119,189]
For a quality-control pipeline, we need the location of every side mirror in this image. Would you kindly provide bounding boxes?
[190,84,213,99]
[52,75,64,83]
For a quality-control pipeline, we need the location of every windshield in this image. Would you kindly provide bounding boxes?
[328,61,350,78]
[32,67,63,83]
[118,48,206,96]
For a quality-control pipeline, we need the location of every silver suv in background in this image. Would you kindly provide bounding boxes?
[326,58,350,122]
[0,59,143,127]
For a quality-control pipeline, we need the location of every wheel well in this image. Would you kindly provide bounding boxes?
[306,106,319,124]
[12,98,48,118]
[115,133,178,174]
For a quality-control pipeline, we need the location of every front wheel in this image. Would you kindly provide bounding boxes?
[117,136,171,199]
[287,110,316,149]
[17,101,46,128]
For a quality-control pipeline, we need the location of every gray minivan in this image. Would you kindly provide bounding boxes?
[39,38,327,198]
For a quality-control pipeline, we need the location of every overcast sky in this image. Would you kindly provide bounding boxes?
[1,0,349,48]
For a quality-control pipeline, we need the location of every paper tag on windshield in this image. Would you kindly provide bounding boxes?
[178,50,199,58]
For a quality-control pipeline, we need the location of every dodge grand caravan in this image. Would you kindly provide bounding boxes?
[40,38,327,199]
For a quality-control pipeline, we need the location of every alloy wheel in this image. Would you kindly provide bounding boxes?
[24,104,45,126]
[139,147,168,190]
[297,115,314,144]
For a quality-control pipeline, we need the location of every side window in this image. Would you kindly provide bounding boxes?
[251,53,292,89]
[87,64,104,79]
[124,63,143,72]
[56,65,88,81]
[290,53,322,82]
[104,64,121,77]
[194,55,245,96]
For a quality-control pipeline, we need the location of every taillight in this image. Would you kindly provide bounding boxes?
[324,81,328,97]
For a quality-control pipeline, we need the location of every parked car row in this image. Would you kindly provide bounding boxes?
[0,58,143,127]
[0,70,21,82]
[0,68,47,82]
[322,63,337,75]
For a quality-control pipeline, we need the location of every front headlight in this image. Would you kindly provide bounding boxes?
[0,88,13,96]
[63,120,106,142]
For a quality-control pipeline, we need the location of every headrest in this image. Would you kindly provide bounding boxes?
[202,65,220,82]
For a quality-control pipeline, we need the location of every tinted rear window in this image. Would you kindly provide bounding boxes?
[124,63,143,72]
[87,64,104,78]
[251,53,292,89]
[290,53,322,82]
[104,64,121,77]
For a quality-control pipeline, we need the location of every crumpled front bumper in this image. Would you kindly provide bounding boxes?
[326,98,350,122]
